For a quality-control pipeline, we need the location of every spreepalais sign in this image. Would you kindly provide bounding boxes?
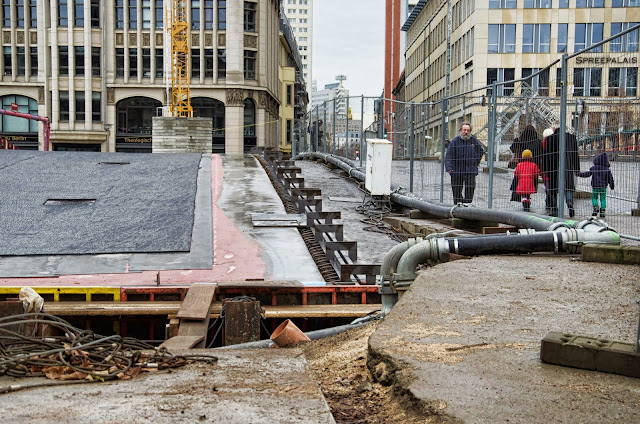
[575,56,638,65]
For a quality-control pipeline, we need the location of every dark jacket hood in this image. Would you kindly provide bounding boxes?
[594,152,610,168]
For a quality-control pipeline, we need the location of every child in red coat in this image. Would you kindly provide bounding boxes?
[514,149,541,212]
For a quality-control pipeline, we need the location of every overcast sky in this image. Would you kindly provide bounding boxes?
[313,0,385,97]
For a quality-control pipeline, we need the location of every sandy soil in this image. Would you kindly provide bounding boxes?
[300,323,441,424]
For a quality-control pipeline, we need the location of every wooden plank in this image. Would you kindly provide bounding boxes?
[176,283,217,320]
[44,302,382,318]
[217,280,304,289]
[159,335,203,350]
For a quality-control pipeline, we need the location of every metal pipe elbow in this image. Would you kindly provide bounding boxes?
[380,237,424,279]
[395,238,450,282]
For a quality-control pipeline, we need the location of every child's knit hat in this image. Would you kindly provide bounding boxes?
[522,149,532,158]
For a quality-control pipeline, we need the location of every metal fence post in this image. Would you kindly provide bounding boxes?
[332,99,336,155]
[360,95,364,167]
[323,101,327,154]
[314,107,319,152]
[558,54,568,218]
[487,82,498,209]
[345,96,350,159]
[439,101,447,203]
[409,102,415,193]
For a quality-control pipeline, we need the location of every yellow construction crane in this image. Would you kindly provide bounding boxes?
[167,0,192,117]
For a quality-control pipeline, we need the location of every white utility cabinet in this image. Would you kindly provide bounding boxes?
[365,139,393,195]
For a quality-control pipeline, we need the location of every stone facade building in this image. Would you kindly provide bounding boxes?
[0,0,282,153]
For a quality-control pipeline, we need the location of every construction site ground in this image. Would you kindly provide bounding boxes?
[1,153,639,422]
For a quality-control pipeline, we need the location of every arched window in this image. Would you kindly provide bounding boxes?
[115,96,162,135]
[243,98,256,151]
[0,95,39,133]
[115,96,161,152]
[192,97,225,152]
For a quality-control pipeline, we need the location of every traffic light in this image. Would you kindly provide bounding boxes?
[347,107,352,120]
[383,128,388,138]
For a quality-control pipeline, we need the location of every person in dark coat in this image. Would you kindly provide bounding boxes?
[510,125,542,202]
[576,152,615,218]
[543,125,580,217]
[445,122,485,204]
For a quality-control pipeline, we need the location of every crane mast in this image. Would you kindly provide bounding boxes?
[168,0,192,117]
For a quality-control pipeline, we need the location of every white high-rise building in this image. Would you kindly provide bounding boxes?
[283,0,313,104]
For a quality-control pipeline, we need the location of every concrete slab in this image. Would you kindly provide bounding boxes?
[368,255,640,423]
[1,349,335,424]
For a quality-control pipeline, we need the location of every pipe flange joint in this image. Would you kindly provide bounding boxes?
[518,228,537,235]
[548,222,572,232]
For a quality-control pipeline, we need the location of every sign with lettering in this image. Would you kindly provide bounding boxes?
[575,56,638,65]
[116,137,152,144]
[10,102,18,111]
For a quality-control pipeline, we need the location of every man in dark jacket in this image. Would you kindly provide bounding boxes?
[543,125,580,217]
[445,122,485,204]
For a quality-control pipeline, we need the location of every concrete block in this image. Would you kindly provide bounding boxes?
[581,244,640,265]
[541,332,640,378]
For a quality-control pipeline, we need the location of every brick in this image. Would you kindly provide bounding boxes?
[581,244,640,265]
[541,332,640,378]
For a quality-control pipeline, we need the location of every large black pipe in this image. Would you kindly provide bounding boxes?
[449,232,559,256]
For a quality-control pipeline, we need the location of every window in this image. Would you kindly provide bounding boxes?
[558,24,568,53]
[75,91,85,121]
[218,0,226,30]
[523,0,551,7]
[116,0,124,29]
[192,48,200,78]
[286,85,292,105]
[286,119,292,144]
[30,47,37,77]
[0,95,39,132]
[488,24,515,53]
[576,0,603,7]
[16,47,25,76]
[522,24,550,53]
[129,0,137,29]
[91,0,99,27]
[74,0,83,26]
[289,18,296,23]
[116,48,124,77]
[288,0,295,4]
[299,8,307,14]
[204,0,213,29]
[155,0,163,28]
[74,46,84,76]
[559,0,568,6]
[29,0,36,27]
[244,2,256,32]
[486,68,515,96]
[59,0,68,26]
[609,68,638,96]
[611,23,639,52]
[489,0,516,8]
[204,49,214,77]
[217,49,226,78]
[300,18,307,23]
[244,50,256,79]
[155,48,163,77]
[142,48,151,77]
[16,0,24,27]
[244,99,255,137]
[573,68,602,96]
[129,48,137,77]
[299,27,307,32]
[59,46,69,75]
[299,36,307,41]
[522,68,549,96]
[142,0,151,29]
[60,91,70,121]
[192,0,200,29]
[91,47,100,76]
[612,0,640,6]
[92,92,101,122]
[575,23,603,53]
[287,8,295,13]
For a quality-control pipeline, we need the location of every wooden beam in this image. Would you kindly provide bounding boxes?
[159,335,203,350]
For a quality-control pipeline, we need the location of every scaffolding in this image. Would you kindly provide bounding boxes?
[167,0,192,117]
